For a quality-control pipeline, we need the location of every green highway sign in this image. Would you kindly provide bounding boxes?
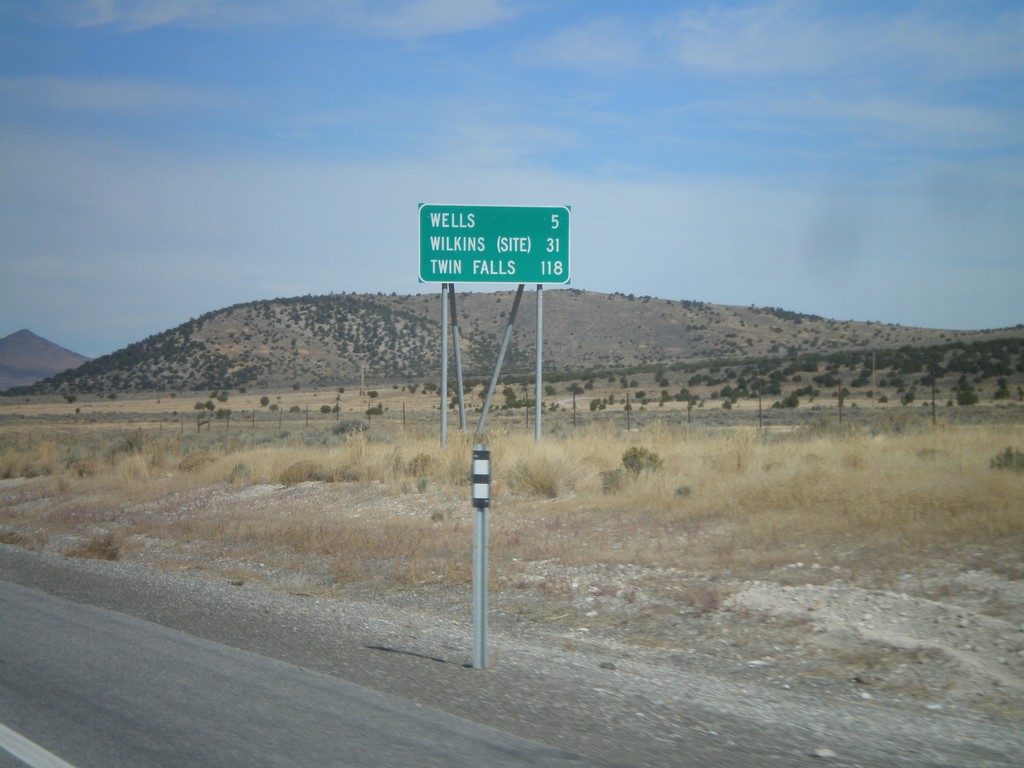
[419,204,570,284]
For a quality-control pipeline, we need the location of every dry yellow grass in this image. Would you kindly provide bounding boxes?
[2,406,1023,594]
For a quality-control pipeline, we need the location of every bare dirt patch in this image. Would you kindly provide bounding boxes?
[725,579,1024,717]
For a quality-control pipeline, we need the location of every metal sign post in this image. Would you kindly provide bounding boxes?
[449,286,467,432]
[471,445,491,669]
[440,283,449,446]
[535,284,543,443]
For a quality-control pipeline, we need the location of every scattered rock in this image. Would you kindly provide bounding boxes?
[723,580,1024,713]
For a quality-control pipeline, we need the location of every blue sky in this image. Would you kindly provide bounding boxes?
[1,1,1022,358]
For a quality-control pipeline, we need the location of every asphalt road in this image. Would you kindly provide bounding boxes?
[3,546,1022,768]
[0,581,585,768]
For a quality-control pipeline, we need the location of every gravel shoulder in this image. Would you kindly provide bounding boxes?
[2,537,1023,767]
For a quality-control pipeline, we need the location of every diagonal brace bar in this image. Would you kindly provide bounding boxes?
[476,284,525,436]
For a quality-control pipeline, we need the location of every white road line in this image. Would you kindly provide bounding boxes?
[0,723,77,768]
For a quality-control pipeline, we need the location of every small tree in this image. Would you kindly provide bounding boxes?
[621,447,663,476]
[990,447,1024,472]
[773,392,799,409]
[956,387,979,406]
[503,386,520,408]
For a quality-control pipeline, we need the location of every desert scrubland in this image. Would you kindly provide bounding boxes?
[3,391,1024,728]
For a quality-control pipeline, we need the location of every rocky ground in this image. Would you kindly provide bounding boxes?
[506,559,1024,721]
[2,477,1024,766]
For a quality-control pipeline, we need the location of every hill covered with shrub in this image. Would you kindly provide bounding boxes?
[6,289,1023,397]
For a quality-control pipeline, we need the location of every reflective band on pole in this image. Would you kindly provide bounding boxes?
[472,447,490,508]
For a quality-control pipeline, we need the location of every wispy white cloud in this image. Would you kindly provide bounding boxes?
[870,5,1024,79]
[44,0,515,36]
[663,0,1024,78]
[356,0,514,39]
[664,0,837,75]
[528,16,645,71]
[797,95,1018,149]
[672,91,1020,152]
[43,0,220,31]
[0,75,228,113]
[597,2,1024,162]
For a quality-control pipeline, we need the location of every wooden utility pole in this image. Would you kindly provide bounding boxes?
[871,353,876,407]
[931,361,937,426]
[757,379,763,430]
